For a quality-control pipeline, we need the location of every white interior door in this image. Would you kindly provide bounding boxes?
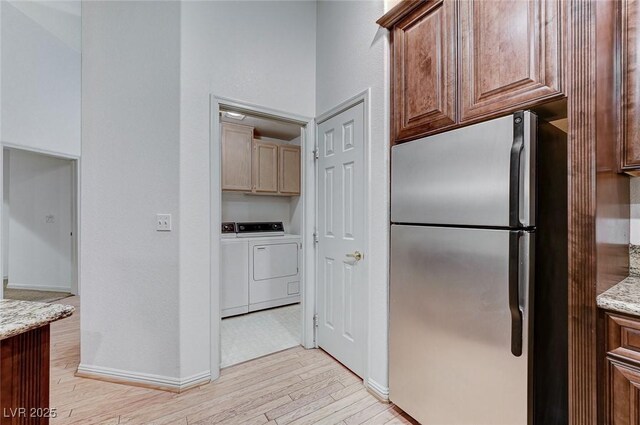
[316,102,365,377]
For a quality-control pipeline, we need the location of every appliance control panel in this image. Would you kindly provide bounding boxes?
[237,222,284,233]
[221,222,236,234]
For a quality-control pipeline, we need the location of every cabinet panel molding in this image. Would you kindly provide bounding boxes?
[608,314,640,364]
[253,140,279,193]
[221,122,253,192]
[622,0,640,172]
[279,145,301,195]
[606,360,640,425]
[393,0,457,141]
[459,0,564,122]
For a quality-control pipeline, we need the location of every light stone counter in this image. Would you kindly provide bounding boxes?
[0,299,74,340]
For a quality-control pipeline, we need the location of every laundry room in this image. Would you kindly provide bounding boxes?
[218,108,305,367]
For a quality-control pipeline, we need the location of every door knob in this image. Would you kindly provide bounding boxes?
[346,251,363,261]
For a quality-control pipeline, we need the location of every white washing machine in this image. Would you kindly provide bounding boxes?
[220,222,301,317]
[220,237,249,318]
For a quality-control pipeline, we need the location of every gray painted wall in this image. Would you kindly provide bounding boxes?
[81,0,317,382]
[6,149,73,292]
[81,1,182,379]
[316,0,390,393]
[1,1,80,157]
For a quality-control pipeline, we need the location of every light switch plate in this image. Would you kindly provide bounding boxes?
[156,214,172,231]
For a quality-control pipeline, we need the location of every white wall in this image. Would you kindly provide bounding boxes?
[631,178,640,244]
[288,136,303,235]
[222,193,293,230]
[179,1,316,379]
[6,149,72,292]
[316,0,390,396]
[1,1,80,157]
[80,0,316,385]
[81,1,182,382]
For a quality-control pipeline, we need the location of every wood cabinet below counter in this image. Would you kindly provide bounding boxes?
[603,312,640,424]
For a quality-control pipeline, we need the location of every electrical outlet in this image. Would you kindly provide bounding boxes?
[156,214,172,231]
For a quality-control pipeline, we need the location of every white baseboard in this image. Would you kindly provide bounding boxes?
[7,282,71,292]
[366,377,390,402]
[76,364,210,393]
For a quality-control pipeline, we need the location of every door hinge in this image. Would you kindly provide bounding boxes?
[313,231,319,244]
[313,313,319,328]
[313,148,319,160]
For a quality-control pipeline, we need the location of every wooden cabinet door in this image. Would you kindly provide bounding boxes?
[605,313,640,424]
[606,360,640,425]
[622,0,640,172]
[459,0,563,123]
[253,140,278,193]
[221,123,253,191]
[393,0,456,142]
[279,145,301,195]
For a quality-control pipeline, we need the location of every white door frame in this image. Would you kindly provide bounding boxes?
[315,89,375,393]
[209,95,315,380]
[0,143,81,299]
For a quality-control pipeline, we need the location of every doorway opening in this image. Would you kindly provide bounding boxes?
[2,147,78,303]
[216,103,312,368]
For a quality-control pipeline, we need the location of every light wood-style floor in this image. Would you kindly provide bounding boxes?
[49,296,417,425]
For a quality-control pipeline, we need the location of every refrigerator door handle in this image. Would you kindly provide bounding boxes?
[509,111,525,228]
[509,230,524,357]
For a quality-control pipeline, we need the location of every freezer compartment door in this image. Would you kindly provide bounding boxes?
[391,111,535,227]
[390,225,532,425]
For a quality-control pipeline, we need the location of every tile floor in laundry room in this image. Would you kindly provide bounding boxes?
[221,303,302,367]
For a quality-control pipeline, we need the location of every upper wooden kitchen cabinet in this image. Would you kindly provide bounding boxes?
[221,122,253,191]
[252,140,279,193]
[279,145,301,195]
[458,0,564,122]
[378,0,565,143]
[392,0,457,141]
[621,0,640,173]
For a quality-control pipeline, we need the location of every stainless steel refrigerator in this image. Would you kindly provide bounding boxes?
[390,111,567,425]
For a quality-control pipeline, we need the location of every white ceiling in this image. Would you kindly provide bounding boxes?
[220,112,301,141]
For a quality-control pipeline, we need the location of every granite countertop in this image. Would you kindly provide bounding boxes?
[0,300,74,340]
[597,275,640,316]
